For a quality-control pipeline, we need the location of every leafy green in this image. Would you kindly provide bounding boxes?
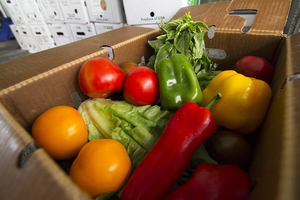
[145,12,221,90]
[78,98,173,170]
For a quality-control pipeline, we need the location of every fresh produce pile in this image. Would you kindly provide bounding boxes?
[31,13,274,200]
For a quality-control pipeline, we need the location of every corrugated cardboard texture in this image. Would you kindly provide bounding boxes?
[248,32,300,200]
[173,0,291,34]
[172,0,291,69]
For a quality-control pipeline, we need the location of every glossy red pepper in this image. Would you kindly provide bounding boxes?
[120,94,221,200]
[162,163,250,200]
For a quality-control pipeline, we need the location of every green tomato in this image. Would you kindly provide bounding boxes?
[206,131,252,169]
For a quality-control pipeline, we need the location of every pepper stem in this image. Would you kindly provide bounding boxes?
[205,93,222,110]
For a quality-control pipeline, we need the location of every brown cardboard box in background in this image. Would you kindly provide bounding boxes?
[0,0,298,199]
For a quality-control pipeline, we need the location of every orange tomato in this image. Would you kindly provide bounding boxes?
[69,139,132,198]
[32,106,88,160]
[119,61,138,76]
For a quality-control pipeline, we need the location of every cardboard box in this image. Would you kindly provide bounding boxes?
[85,0,126,23]
[9,24,29,50]
[30,24,56,51]
[17,25,40,53]
[58,0,90,24]
[38,0,65,24]
[3,0,28,25]
[123,0,197,25]
[48,23,75,46]
[0,0,298,199]
[17,0,46,25]
[94,22,124,34]
[68,23,96,41]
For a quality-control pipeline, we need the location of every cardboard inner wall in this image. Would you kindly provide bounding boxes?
[247,32,300,200]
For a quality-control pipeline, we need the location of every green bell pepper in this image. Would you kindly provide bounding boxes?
[156,54,203,112]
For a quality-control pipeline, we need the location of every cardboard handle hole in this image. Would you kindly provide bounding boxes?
[72,92,82,109]
[76,32,85,36]
[18,142,39,168]
[208,25,216,39]
[57,32,64,36]
[206,48,227,60]
[101,45,115,60]
[278,72,300,97]
[229,10,257,33]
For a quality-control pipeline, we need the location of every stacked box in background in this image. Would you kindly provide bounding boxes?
[86,0,125,34]
[58,0,96,41]
[4,0,200,53]
[123,0,200,28]
[4,0,55,53]
[38,0,64,24]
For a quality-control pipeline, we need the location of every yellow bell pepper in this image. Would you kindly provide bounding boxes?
[199,70,271,135]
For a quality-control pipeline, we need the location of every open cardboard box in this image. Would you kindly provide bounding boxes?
[0,0,298,199]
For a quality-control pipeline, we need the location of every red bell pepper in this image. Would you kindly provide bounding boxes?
[120,94,221,200]
[162,163,250,200]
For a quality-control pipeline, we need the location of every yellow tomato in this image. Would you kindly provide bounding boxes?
[32,106,88,160]
[69,139,132,198]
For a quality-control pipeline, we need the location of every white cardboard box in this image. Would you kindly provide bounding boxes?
[17,25,40,53]
[58,0,90,24]
[0,0,10,18]
[38,0,65,24]
[3,0,28,25]
[123,0,196,25]
[85,0,126,23]
[17,0,46,25]
[48,23,75,46]
[30,24,56,51]
[68,23,96,41]
[9,24,29,50]
[94,22,124,34]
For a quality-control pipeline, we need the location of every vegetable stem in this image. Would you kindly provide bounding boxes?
[205,93,222,110]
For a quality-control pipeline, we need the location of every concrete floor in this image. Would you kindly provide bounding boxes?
[0,39,31,64]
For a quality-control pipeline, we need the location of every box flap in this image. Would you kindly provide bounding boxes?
[172,0,291,35]
[0,26,159,91]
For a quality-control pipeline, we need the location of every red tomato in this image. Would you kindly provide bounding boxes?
[235,56,274,83]
[78,57,126,98]
[123,66,159,106]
